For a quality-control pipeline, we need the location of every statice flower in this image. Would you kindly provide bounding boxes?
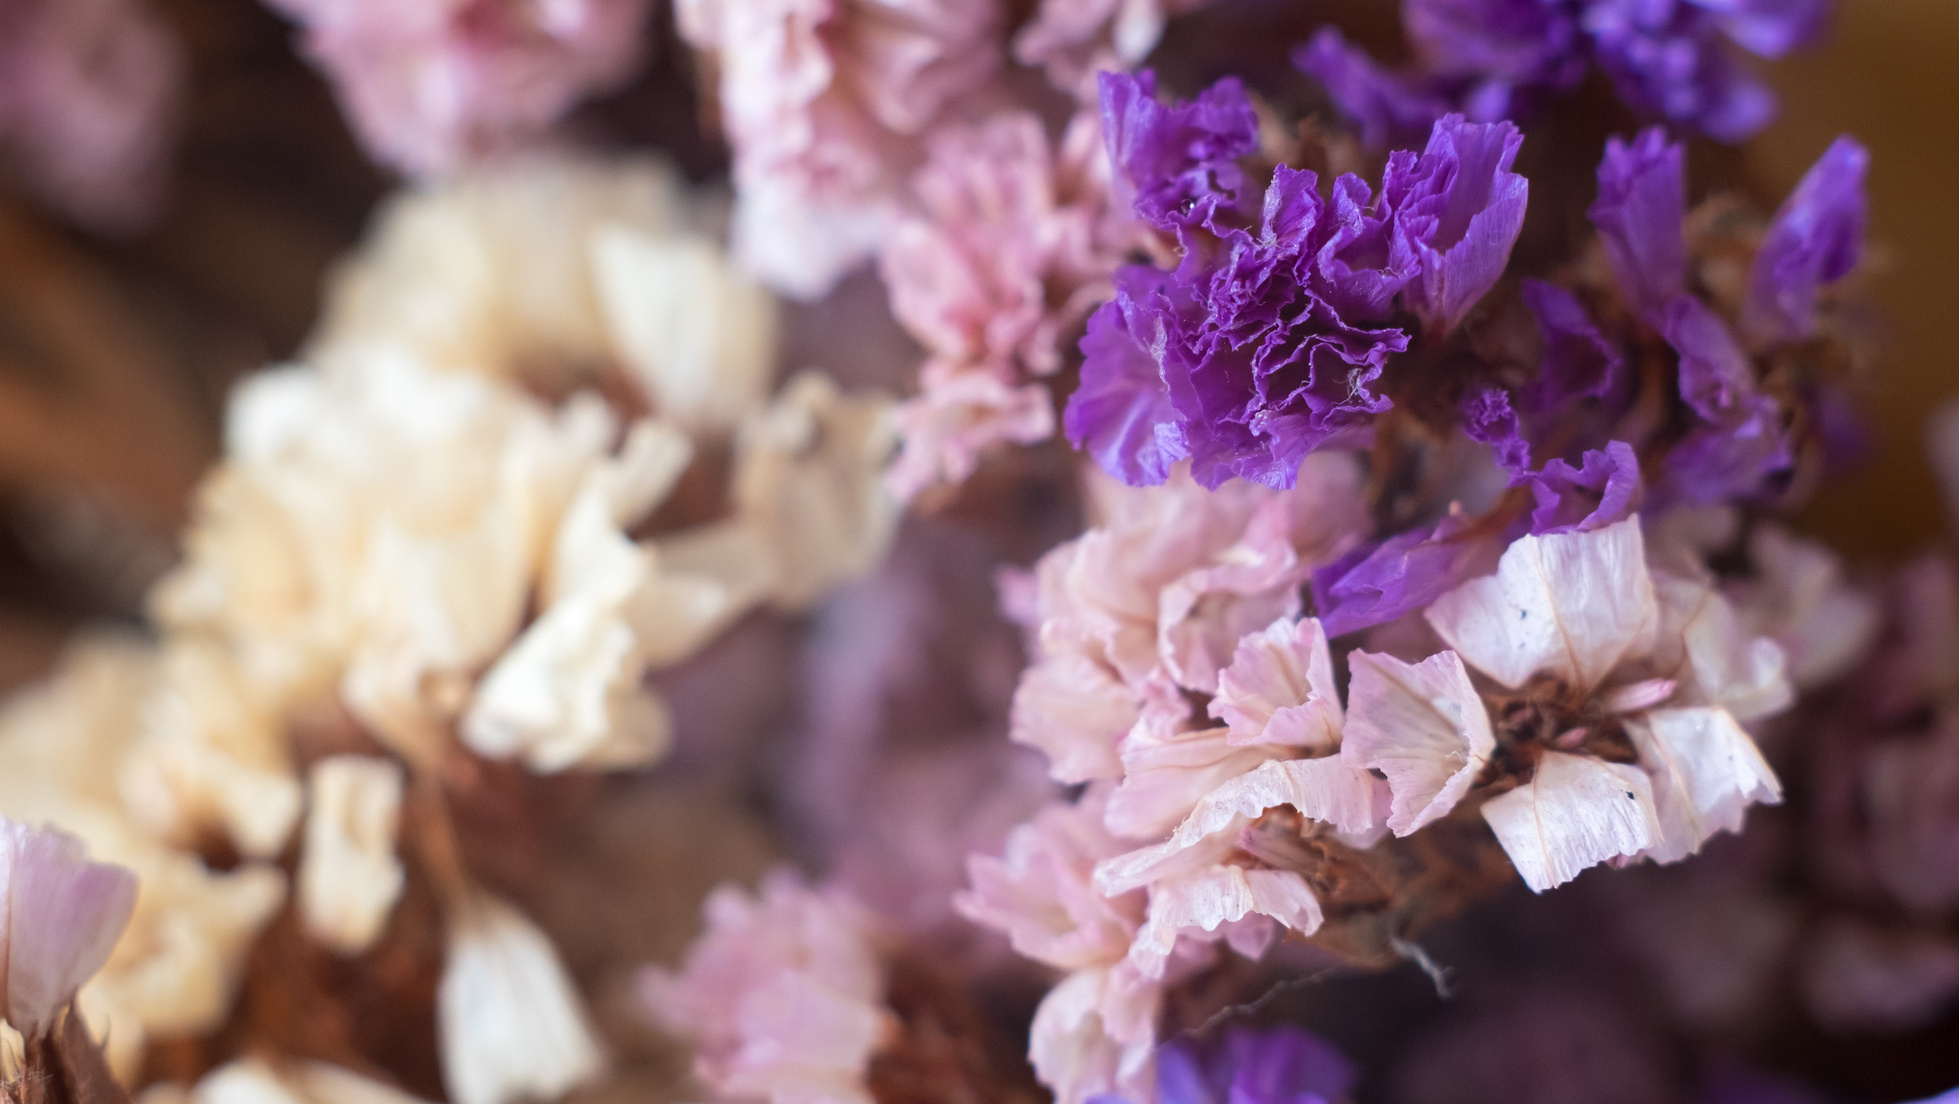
[1123,1024,1356,1104]
[676,0,1005,298]
[1013,0,1218,99]
[0,0,182,231]
[264,0,655,178]
[880,109,1135,499]
[1297,0,1831,147]
[1068,72,1528,490]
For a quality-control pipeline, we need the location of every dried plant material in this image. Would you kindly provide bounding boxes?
[298,757,406,954]
[124,640,302,860]
[1341,649,1494,836]
[1426,518,1658,694]
[731,372,899,611]
[1627,708,1779,864]
[1210,618,1343,751]
[1480,751,1660,893]
[309,158,683,389]
[438,894,605,1104]
[592,230,778,434]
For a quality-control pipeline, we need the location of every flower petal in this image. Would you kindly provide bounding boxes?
[1341,649,1495,835]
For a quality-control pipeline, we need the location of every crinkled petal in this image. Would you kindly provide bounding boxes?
[1480,750,1661,893]
[1341,649,1495,835]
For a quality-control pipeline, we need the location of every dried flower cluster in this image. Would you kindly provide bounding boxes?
[5,0,1958,1103]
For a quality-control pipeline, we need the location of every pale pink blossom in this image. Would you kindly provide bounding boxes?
[1210,618,1342,752]
[1726,524,1880,690]
[0,817,138,1039]
[1340,649,1493,836]
[879,110,1132,496]
[1012,0,1216,98]
[677,0,1006,298]
[1010,458,1365,789]
[1409,517,1789,891]
[958,792,1162,1104]
[641,869,892,1104]
[0,0,182,231]
[1094,756,1388,976]
[266,0,655,178]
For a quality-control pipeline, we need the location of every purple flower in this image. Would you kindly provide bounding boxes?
[1519,279,1624,414]
[1070,78,1530,490]
[1099,70,1259,233]
[1293,28,1453,151]
[1149,1025,1356,1104]
[1588,127,1687,322]
[1665,295,1757,422]
[1463,386,1532,475]
[1584,0,1779,143]
[1313,511,1504,638]
[1299,0,1826,146]
[1383,114,1531,335]
[1742,135,1869,343]
[1065,269,1190,486]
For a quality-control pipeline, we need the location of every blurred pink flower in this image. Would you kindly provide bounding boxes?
[0,817,139,1040]
[1013,0,1216,98]
[267,0,654,177]
[677,0,1006,299]
[0,0,182,231]
[640,869,892,1104]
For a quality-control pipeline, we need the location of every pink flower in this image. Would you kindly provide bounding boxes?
[0,0,182,231]
[1012,0,1216,98]
[640,869,892,1104]
[677,0,1006,298]
[878,110,1129,497]
[0,817,139,1039]
[266,0,653,177]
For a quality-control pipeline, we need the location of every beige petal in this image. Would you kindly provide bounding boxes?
[1630,707,1780,864]
[438,894,605,1104]
[1427,517,1657,692]
[297,757,405,954]
[1480,750,1659,892]
[1342,648,1495,836]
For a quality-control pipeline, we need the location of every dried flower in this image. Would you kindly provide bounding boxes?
[296,756,405,954]
[0,819,137,1040]
[438,894,605,1104]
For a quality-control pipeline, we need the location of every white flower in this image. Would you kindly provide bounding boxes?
[190,1057,434,1104]
[438,894,605,1104]
[1393,517,1791,892]
[298,757,406,954]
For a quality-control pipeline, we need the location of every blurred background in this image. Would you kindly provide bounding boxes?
[0,0,1951,681]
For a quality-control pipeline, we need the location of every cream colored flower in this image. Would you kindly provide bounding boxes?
[186,1056,433,1104]
[729,371,899,611]
[438,894,605,1104]
[298,756,406,954]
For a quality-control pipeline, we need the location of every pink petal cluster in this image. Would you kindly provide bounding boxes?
[0,816,139,1040]
[0,0,182,231]
[677,0,1006,299]
[1012,0,1217,98]
[639,869,893,1104]
[881,110,1137,499]
[265,0,653,177]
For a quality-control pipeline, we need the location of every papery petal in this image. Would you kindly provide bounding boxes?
[1157,539,1307,695]
[1127,866,1321,978]
[1741,135,1869,343]
[1650,569,1793,721]
[1630,707,1780,864]
[296,757,405,954]
[1011,653,1139,784]
[1096,757,1390,897]
[1341,649,1494,835]
[1518,280,1623,415]
[1588,128,1686,321]
[1107,724,1289,841]
[1210,617,1342,751]
[1426,516,1658,692]
[438,894,605,1104]
[1313,510,1504,639]
[957,793,1142,972]
[1480,750,1660,892]
[1098,69,1258,232]
[1030,965,1158,1104]
[1523,440,1644,535]
[1067,290,1189,488]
